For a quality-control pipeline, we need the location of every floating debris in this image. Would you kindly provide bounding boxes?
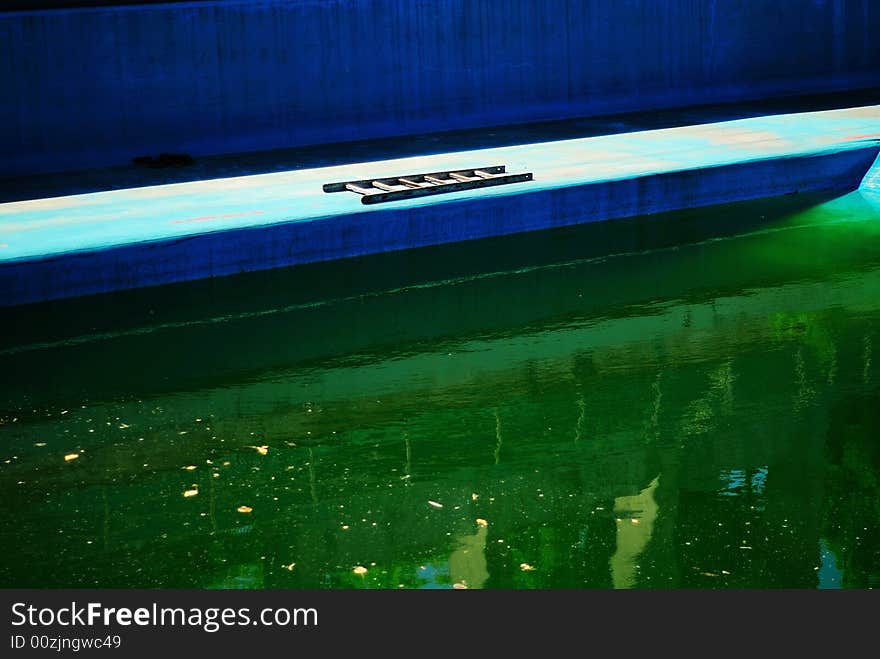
[631,518,640,524]
[520,563,536,571]
[283,563,296,572]
[452,582,468,589]
[471,493,479,501]
[353,566,368,575]
[34,442,47,448]
[428,500,443,509]
[183,489,199,498]
[476,518,489,527]
[64,453,79,462]
[183,465,197,471]
[237,505,253,514]
[702,572,719,577]
[119,423,130,429]
[249,445,269,456]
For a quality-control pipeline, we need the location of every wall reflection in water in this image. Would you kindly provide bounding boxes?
[1,191,879,588]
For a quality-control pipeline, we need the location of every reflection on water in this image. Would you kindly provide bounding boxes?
[1,190,879,589]
[611,476,660,589]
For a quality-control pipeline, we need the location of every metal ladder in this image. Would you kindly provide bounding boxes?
[323,165,533,204]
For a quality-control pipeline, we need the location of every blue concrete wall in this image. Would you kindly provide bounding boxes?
[2,0,879,177]
[2,146,877,306]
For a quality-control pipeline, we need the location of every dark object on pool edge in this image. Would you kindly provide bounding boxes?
[133,153,196,168]
[323,165,533,204]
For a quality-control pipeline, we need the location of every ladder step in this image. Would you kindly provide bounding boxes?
[424,175,453,185]
[398,177,434,188]
[344,183,376,195]
[371,180,408,192]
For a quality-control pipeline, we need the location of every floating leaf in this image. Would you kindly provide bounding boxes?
[520,563,536,571]
[183,465,197,471]
[34,442,47,447]
[237,505,253,513]
[452,582,468,589]
[183,489,199,498]
[283,563,296,572]
[471,493,479,501]
[476,518,489,527]
[630,518,640,524]
[248,445,269,456]
[428,500,443,509]
[64,453,79,462]
[702,572,719,577]
[353,566,367,575]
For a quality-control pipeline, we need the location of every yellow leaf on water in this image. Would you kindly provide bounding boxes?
[428,500,443,509]
[520,563,536,571]
[183,489,199,498]
[631,518,640,524]
[702,572,719,577]
[249,445,269,456]
[34,442,47,447]
[283,563,296,571]
[353,566,368,575]
[476,518,489,527]
[471,493,479,501]
[64,453,79,462]
[237,505,253,513]
[183,465,197,471]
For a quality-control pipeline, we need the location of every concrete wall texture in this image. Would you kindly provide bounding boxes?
[2,0,879,177]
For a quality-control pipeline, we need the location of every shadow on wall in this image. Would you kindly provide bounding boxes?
[1,0,879,177]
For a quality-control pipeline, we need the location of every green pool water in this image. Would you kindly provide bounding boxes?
[1,190,879,589]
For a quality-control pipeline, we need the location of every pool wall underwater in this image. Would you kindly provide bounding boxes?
[2,0,880,177]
